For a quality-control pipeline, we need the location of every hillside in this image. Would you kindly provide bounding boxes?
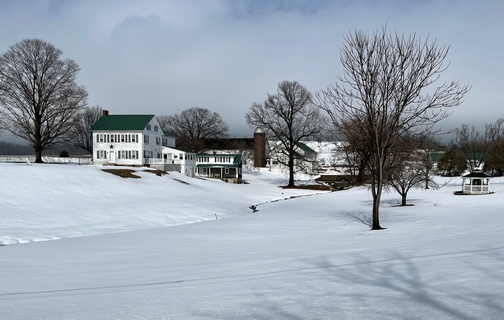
[1,163,504,319]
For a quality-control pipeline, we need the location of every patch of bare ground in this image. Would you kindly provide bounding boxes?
[101,169,140,179]
[392,204,415,207]
[281,184,331,191]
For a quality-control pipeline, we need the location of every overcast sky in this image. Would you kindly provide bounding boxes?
[0,0,503,141]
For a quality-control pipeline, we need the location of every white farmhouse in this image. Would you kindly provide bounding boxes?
[91,111,175,166]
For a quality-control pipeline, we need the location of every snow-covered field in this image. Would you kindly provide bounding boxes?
[1,163,503,319]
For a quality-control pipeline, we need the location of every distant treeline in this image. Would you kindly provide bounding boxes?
[0,141,90,156]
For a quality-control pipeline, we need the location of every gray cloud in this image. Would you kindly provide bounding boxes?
[0,0,503,142]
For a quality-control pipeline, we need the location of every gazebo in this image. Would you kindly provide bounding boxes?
[461,172,493,195]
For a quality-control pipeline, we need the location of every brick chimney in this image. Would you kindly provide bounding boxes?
[254,127,266,167]
[102,110,109,116]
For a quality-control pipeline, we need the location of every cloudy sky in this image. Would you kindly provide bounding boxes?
[0,0,502,140]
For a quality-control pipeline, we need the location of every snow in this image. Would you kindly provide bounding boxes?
[1,163,504,319]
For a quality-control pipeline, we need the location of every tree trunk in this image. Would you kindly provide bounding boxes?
[34,112,44,163]
[372,195,382,229]
[287,156,295,187]
[401,194,407,206]
[424,166,430,189]
[35,147,43,163]
[371,169,383,230]
[357,159,366,183]
[370,154,387,230]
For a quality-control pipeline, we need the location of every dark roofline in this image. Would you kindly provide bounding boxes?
[462,172,491,178]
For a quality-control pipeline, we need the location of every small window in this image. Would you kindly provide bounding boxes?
[147,124,151,131]
[154,125,158,132]
[121,135,125,143]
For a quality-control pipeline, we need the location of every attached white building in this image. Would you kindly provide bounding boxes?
[161,146,197,177]
[91,111,175,166]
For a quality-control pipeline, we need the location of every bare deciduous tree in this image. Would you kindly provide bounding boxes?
[246,80,325,187]
[0,39,88,162]
[67,105,103,153]
[159,107,229,152]
[454,124,490,172]
[385,149,439,206]
[317,27,469,229]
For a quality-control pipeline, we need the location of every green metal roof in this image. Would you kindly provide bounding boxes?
[430,152,445,162]
[196,153,242,168]
[163,130,176,137]
[296,142,317,154]
[91,115,155,131]
[233,154,242,164]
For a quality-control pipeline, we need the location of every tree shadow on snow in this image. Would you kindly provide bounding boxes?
[341,211,373,228]
[300,247,504,319]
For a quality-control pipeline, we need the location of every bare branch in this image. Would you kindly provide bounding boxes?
[159,107,229,152]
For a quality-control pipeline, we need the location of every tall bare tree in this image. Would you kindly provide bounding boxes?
[0,39,88,162]
[317,27,469,229]
[67,105,103,153]
[159,107,229,152]
[246,80,325,187]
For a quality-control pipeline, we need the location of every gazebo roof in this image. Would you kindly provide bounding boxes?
[462,172,491,178]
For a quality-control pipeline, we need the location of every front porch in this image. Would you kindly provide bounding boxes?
[196,165,242,183]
